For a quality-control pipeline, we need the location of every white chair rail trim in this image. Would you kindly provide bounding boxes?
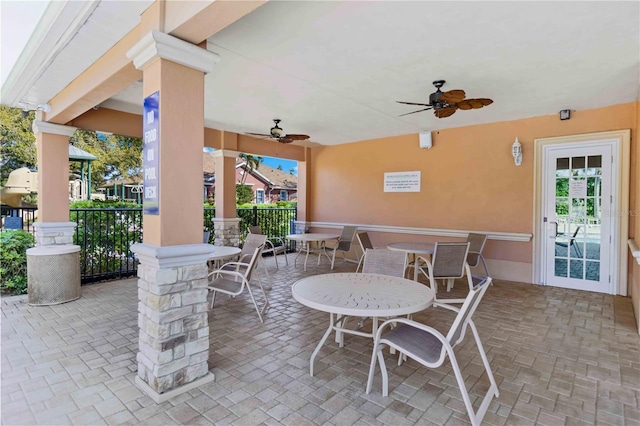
[629,239,640,266]
[296,221,532,243]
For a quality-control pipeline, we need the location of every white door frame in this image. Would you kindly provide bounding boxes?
[533,130,630,295]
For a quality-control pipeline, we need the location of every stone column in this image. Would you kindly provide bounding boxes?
[212,217,241,247]
[127,30,219,401]
[131,243,214,402]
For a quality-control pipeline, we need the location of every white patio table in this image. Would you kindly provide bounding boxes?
[286,233,340,271]
[207,245,242,269]
[292,272,434,376]
[387,242,435,280]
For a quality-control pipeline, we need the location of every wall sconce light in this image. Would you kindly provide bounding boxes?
[512,137,522,166]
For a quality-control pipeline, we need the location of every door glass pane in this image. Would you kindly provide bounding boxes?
[585,261,600,281]
[551,152,606,287]
[569,260,584,279]
[555,259,568,278]
[556,158,570,176]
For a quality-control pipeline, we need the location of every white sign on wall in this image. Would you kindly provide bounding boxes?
[384,171,421,192]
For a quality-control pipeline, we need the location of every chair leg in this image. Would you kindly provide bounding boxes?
[210,290,217,309]
[573,242,582,257]
[244,284,264,323]
[331,248,337,270]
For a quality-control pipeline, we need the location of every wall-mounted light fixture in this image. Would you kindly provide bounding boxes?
[512,137,522,166]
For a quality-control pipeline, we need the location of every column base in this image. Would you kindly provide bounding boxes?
[135,372,215,404]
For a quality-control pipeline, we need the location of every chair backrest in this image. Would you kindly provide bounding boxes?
[242,233,267,257]
[248,225,263,235]
[445,276,492,347]
[336,225,358,251]
[243,243,265,282]
[362,248,407,277]
[432,242,470,279]
[466,233,487,267]
[357,232,374,252]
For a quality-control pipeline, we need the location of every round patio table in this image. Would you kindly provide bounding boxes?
[286,233,340,271]
[292,272,434,376]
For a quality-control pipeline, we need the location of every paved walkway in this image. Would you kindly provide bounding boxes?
[2,254,639,425]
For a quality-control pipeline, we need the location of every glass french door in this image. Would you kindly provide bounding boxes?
[543,145,612,293]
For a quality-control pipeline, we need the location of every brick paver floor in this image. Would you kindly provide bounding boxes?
[2,254,639,425]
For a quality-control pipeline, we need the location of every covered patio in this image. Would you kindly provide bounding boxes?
[2,257,639,425]
[1,0,639,422]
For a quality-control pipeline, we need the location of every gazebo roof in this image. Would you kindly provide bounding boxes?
[69,145,98,161]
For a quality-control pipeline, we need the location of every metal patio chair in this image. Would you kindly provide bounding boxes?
[327,225,358,270]
[366,276,498,426]
[415,242,471,305]
[207,242,270,323]
[249,225,289,270]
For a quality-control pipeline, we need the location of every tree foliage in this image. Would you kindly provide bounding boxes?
[0,106,37,186]
[238,153,263,184]
[70,130,142,188]
[236,184,254,204]
[0,230,34,295]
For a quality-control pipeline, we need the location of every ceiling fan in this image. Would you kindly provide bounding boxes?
[397,80,493,118]
[246,119,310,144]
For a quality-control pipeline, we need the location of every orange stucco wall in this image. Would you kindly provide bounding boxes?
[308,102,637,272]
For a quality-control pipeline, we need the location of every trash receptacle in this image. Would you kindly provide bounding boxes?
[27,245,81,306]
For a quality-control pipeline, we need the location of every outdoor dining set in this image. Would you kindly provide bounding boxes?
[203,225,497,426]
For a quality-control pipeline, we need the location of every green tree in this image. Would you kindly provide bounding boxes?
[0,106,36,186]
[70,129,142,188]
[236,184,253,204]
[238,153,263,184]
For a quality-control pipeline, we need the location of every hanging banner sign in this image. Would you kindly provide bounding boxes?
[143,91,159,215]
[384,171,421,192]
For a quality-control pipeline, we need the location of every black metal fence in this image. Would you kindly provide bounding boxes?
[2,206,296,284]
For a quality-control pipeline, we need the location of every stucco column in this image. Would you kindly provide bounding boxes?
[294,148,310,233]
[212,149,241,246]
[32,121,78,246]
[127,30,219,402]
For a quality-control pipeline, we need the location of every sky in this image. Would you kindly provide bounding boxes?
[204,148,297,176]
[0,1,49,85]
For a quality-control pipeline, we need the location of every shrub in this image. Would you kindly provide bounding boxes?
[0,230,34,295]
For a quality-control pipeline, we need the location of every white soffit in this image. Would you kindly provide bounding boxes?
[6,0,153,108]
[15,0,638,147]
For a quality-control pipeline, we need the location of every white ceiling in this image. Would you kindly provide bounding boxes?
[6,1,640,146]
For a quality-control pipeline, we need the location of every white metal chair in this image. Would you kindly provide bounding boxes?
[248,225,288,270]
[361,248,407,277]
[355,232,375,272]
[207,242,270,323]
[366,276,498,426]
[328,225,358,270]
[225,233,271,289]
[415,242,471,305]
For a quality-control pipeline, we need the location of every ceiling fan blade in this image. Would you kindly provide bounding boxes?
[434,106,457,118]
[457,98,493,110]
[278,137,294,144]
[246,132,272,137]
[396,101,431,106]
[399,107,432,117]
[285,134,310,140]
[439,89,466,104]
